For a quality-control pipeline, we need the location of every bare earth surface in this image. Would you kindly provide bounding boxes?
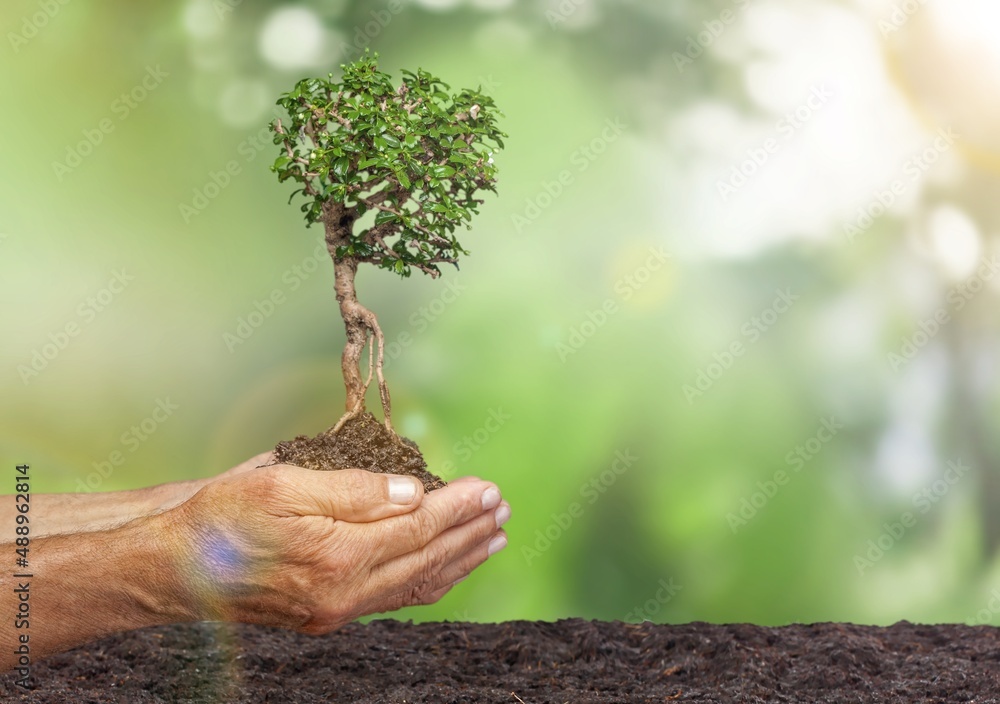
[2,619,999,703]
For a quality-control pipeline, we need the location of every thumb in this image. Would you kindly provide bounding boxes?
[271,465,425,522]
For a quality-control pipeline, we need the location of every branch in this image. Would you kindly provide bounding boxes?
[328,107,352,130]
[275,119,319,197]
[369,231,456,279]
[366,203,438,239]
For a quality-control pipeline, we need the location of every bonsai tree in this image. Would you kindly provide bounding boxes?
[270,53,505,439]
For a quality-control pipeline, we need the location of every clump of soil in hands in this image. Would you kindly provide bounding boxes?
[270,412,446,493]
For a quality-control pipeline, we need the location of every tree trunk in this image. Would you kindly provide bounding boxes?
[323,207,394,431]
[332,255,368,414]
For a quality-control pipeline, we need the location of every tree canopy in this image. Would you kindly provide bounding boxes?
[271,53,506,279]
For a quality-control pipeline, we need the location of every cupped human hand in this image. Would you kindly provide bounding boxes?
[164,463,510,634]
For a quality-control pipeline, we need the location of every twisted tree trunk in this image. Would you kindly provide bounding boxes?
[323,206,394,434]
[332,255,368,412]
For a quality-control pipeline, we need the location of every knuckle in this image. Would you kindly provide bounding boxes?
[339,468,373,494]
[426,542,451,573]
[246,465,285,496]
[412,543,450,585]
[383,591,410,613]
[323,531,365,575]
[408,583,446,606]
[299,622,328,636]
[301,595,358,635]
[337,469,378,513]
[470,514,498,544]
[300,610,346,636]
[410,505,443,542]
[404,584,429,607]
[420,588,446,606]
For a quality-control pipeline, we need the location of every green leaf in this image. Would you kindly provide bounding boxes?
[332,157,350,178]
[375,209,397,225]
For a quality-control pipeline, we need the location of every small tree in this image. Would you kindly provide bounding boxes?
[271,53,505,436]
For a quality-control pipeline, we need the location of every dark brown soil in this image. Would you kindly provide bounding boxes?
[4,619,1000,702]
[271,412,445,492]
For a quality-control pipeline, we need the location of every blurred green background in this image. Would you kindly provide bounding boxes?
[4,0,1000,628]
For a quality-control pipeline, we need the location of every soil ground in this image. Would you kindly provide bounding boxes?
[3,619,999,703]
[271,411,445,492]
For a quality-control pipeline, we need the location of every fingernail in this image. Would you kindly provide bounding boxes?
[388,477,418,505]
[481,486,501,511]
[494,503,511,529]
[488,534,507,556]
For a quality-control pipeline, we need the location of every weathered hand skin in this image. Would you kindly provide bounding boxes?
[164,463,509,634]
[0,457,509,673]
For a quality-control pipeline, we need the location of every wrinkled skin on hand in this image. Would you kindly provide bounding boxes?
[170,462,510,634]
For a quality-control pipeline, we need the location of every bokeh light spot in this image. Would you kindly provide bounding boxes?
[259,6,326,70]
[926,204,981,279]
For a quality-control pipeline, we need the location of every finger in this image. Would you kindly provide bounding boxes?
[267,465,424,522]
[421,583,455,605]
[366,480,502,562]
[371,505,507,589]
[368,503,508,611]
[427,530,506,590]
[366,527,507,616]
[370,580,456,616]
